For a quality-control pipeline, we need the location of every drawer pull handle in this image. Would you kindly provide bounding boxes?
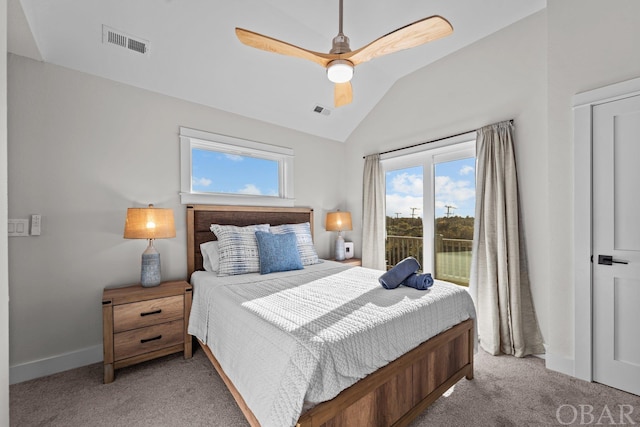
[141,335,162,344]
[140,309,162,317]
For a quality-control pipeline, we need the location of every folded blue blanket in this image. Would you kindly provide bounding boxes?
[402,273,434,290]
[379,257,420,289]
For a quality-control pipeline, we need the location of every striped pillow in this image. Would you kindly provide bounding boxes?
[210,224,270,276]
[270,222,319,266]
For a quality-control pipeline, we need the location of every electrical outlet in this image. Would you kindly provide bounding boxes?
[31,214,41,236]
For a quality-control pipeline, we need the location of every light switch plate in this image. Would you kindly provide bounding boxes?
[8,219,29,237]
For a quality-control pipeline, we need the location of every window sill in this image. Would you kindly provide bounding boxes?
[179,192,295,207]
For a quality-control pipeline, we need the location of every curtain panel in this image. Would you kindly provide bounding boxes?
[469,121,545,357]
[362,154,386,270]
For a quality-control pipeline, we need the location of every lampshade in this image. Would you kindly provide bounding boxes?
[326,211,352,232]
[124,204,176,287]
[326,60,354,84]
[124,204,176,240]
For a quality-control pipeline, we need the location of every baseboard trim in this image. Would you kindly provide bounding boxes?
[7,345,578,385]
[545,351,575,377]
[10,344,103,384]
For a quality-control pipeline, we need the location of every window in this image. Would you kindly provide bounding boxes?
[382,134,475,285]
[179,127,294,206]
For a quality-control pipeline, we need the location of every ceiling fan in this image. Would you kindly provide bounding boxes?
[235,0,453,108]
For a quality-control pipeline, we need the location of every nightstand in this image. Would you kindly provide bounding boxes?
[333,258,362,267]
[102,280,192,383]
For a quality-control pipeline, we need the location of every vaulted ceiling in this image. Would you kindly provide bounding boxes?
[8,0,546,142]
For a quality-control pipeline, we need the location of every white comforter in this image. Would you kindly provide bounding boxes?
[188,261,476,427]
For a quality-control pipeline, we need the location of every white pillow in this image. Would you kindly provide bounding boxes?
[200,241,219,273]
[270,222,319,266]
[210,223,270,276]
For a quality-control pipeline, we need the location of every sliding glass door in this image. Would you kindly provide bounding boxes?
[383,137,475,285]
[385,166,425,269]
[433,156,475,285]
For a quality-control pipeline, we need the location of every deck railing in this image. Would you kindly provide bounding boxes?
[385,235,424,270]
[386,235,473,286]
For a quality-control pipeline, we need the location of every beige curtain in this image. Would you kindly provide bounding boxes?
[362,154,386,270]
[469,121,545,357]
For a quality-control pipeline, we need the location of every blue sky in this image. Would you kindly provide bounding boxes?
[386,157,476,218]
[191,147,475,216]
[191,148,279,196]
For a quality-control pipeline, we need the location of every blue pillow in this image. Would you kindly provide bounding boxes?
[255,231,304,275]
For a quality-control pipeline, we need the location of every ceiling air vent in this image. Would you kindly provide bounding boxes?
[102,25,150,56]
[312,104,331,116]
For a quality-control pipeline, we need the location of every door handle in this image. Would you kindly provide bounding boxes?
[598,255,628,265]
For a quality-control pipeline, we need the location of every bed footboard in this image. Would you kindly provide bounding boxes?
[198,318,473,427]
[296,318,474,427]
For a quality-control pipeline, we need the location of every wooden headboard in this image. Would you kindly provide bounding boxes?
[186,205,314,278]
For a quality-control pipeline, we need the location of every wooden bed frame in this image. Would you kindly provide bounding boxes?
[186,204,474,427]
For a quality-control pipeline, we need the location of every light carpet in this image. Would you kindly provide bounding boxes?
[10,348,640,426]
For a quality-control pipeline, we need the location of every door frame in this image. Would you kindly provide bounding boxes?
[573,76,640,382]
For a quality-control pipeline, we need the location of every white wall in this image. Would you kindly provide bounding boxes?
[344,10,550,348]
[1,0,10,421]
[545,0,640,369]
[7,54,345,381]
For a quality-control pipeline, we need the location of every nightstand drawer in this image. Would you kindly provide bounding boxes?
[113,295,184,333]
[114,319,184,360]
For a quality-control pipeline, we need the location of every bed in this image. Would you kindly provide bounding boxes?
[186,204,476,427]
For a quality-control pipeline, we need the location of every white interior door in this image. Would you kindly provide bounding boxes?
[592,94,640,396]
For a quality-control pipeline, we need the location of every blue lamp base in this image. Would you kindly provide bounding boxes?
[141,240,161,287]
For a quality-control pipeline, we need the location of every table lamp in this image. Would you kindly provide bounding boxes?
[124,204,176,287]
[326,210,352,261]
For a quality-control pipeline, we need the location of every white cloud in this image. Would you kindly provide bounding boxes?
[386,171,475,218]
[434,176,474,216]
[389,172,423,196]
[224,154,243,162]
[237,184,262,195]
[385,193,423,218]
[435,176,474,202]
[459,165,474,176]
[192,176,212,187]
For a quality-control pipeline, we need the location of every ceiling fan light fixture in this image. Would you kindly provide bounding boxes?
[236,0,453,108]
[327,60,354,83]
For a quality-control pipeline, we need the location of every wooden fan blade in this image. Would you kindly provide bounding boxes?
[236,28,337,68]
[343,15,453,66]
[334,82,353,107]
